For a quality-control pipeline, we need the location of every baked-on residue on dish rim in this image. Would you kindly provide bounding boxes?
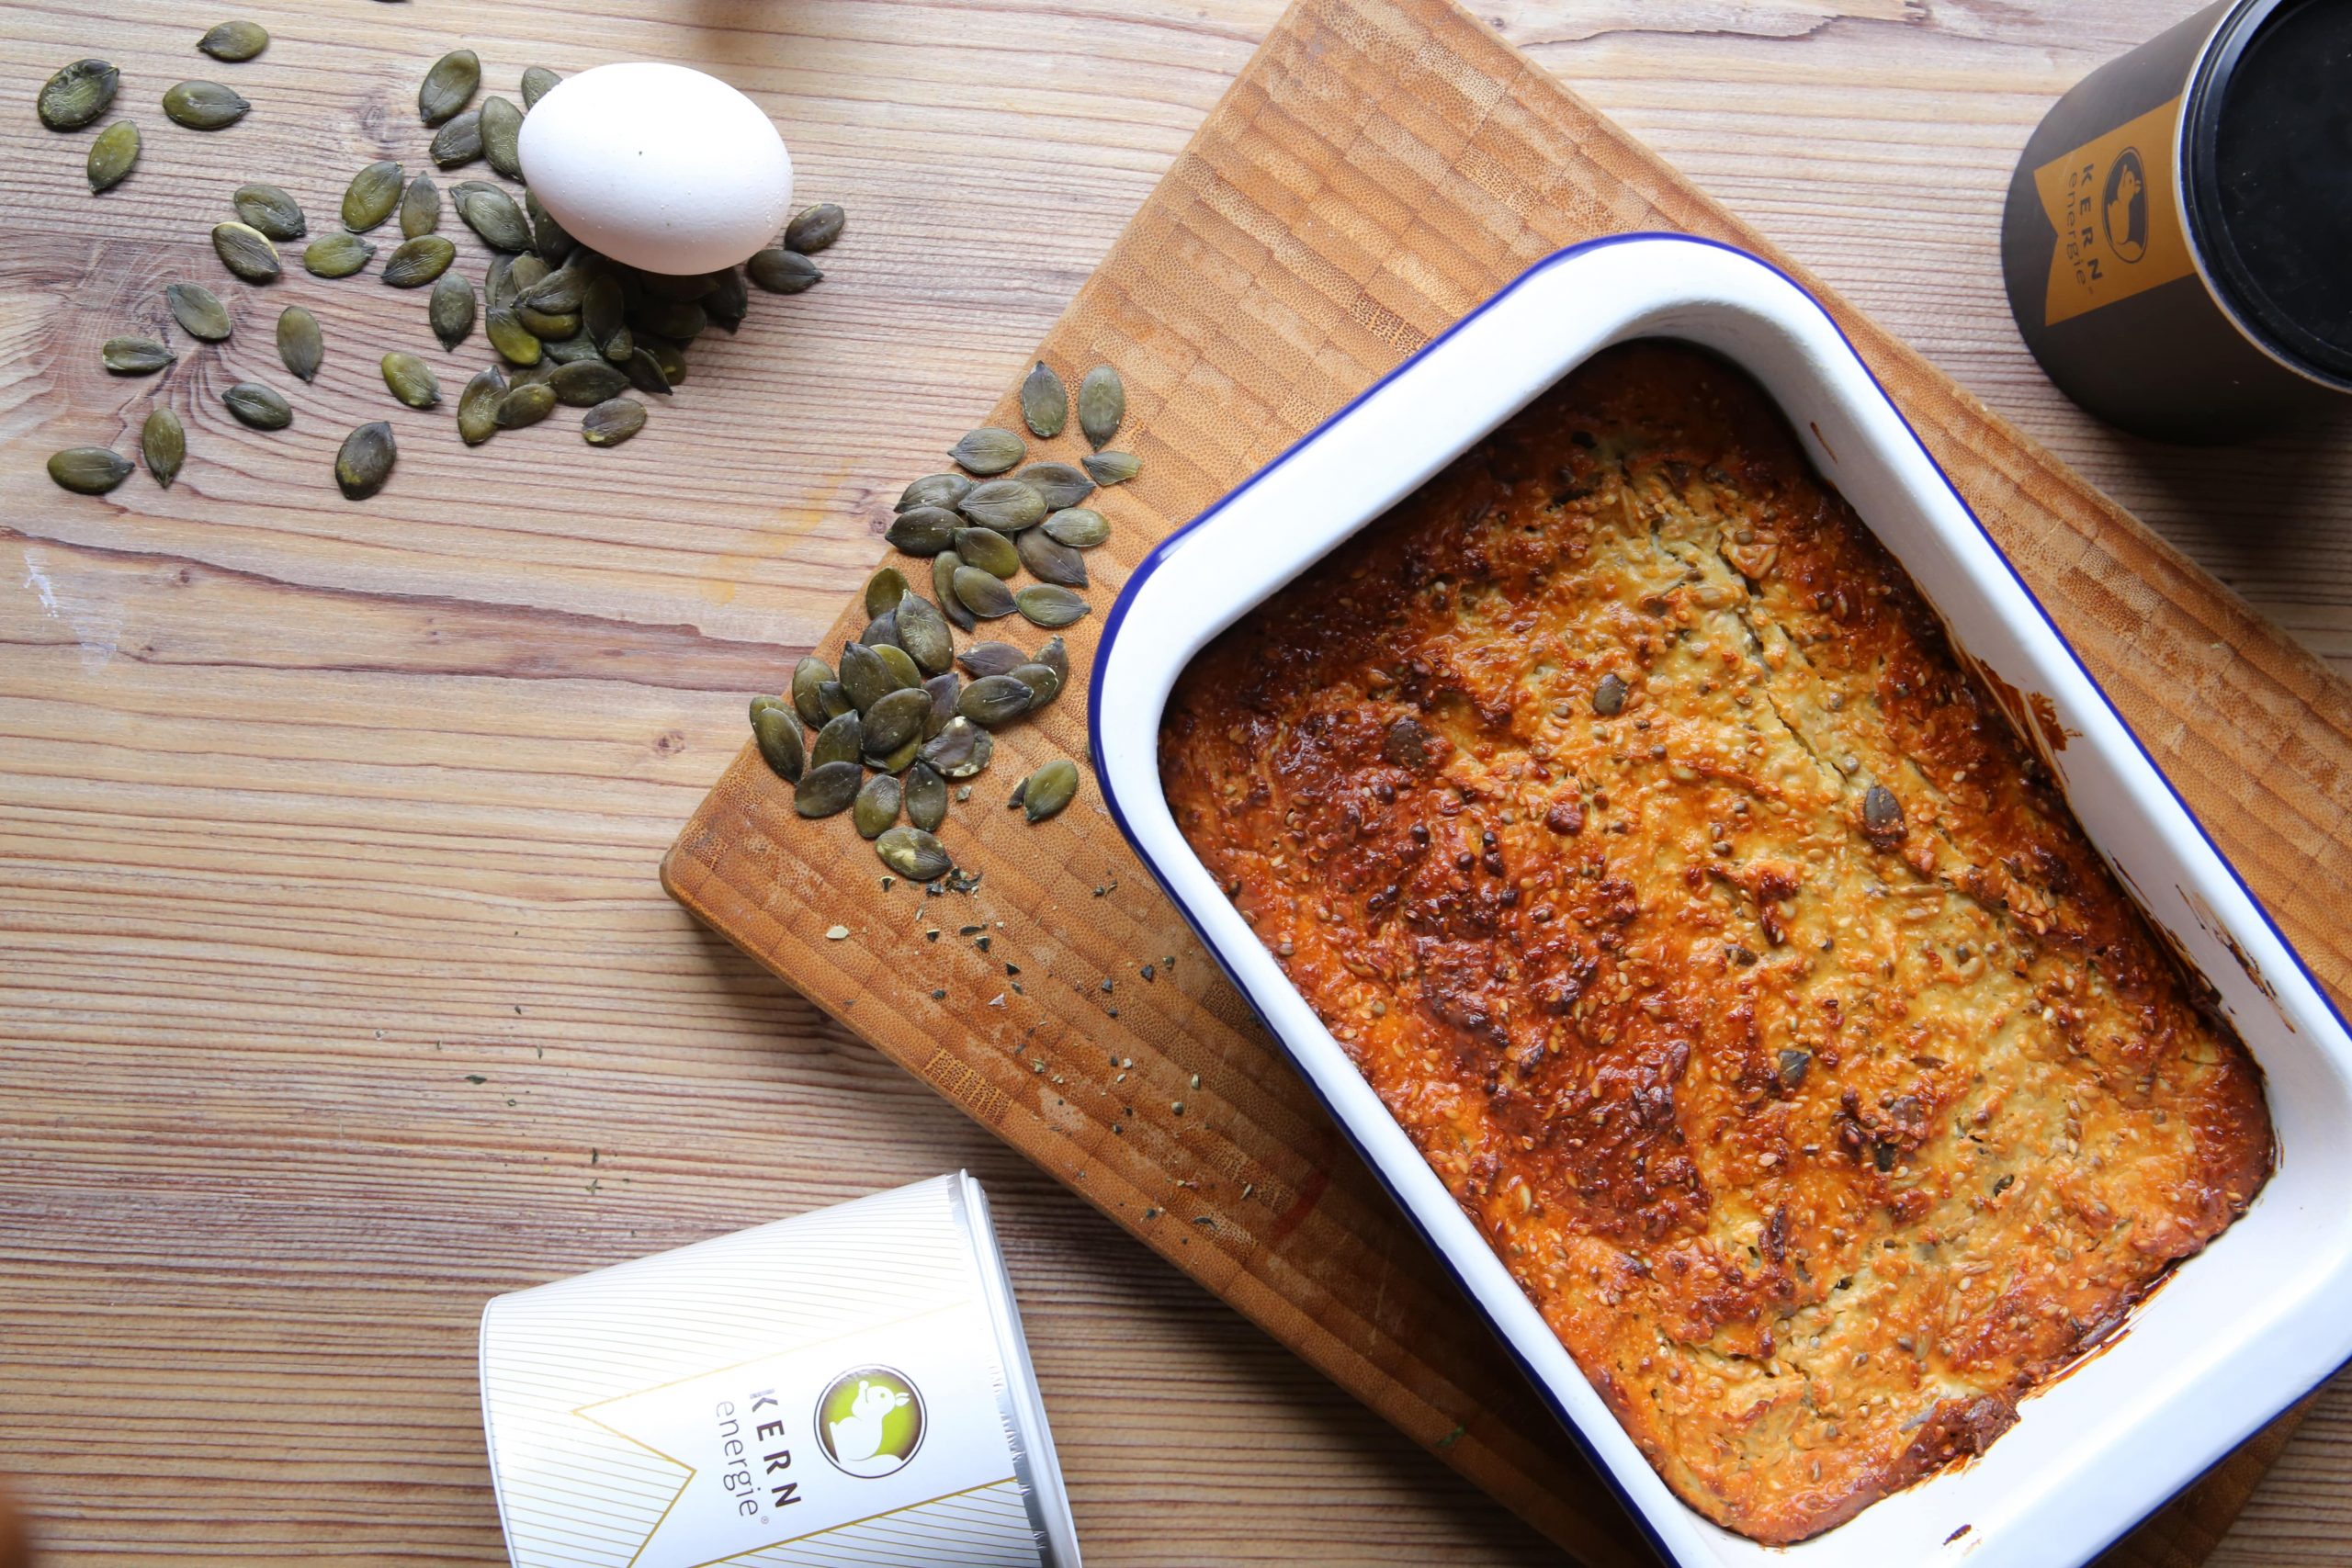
[1087,235,2352,1568]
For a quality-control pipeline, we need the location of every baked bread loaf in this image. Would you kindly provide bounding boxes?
[1159,342,2273,1542]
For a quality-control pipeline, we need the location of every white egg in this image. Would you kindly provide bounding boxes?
[517,62,793,276]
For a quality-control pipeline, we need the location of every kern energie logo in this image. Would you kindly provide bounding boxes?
[814,1366,926,1478]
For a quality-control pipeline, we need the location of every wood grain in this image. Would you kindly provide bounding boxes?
[1,0,2345,1565]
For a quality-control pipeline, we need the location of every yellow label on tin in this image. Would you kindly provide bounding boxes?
[2033,96,2197,326]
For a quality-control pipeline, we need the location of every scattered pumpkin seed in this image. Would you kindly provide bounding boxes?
[703,268,748,333]
[48,446,130,494]
[956,642,1026,679]
[39,61,118,131]
[381,234,455,288]
[341,161,403,231]
[1010,660,1063,708]
[838,641,907,711]
[86,121,139,192]
[102,335,173,376]
[211,221,280,283]
[1019,361,1068,439]
[904,762,948,831]
[933,551,974,632]
[873,642,922,691]
[854,773,902,839]
[1018,758,1080,822]
[379,352,439,410]
[752,700,805,783]
[1014,464,1089,513]
[232,183,305,240]
[876,825,951,880]
[957,675,1035,728]
[429,274,476,350]
[430,109,482,168]
[1018,528,1090,588]
[746,247,821,294]
[141,408,185,489]
[399,175,441,239]
[1863,784,1906,843]
[581,397,644,446]
[886,504,960,557]
[164,281,233,341]
[1015,583,1090,627]
[810,712,863,770]
[1593,672,1627,716]
[953,565,1017,619]
[493,381,555,428]
[222,379,292,429]
[335,422,396,499]
[920,716,992,779]
[630,296,706,341]
[484,306,540,365]
[582,273,624,348]
[953,526,1021,580]
[641,336,686,385]
[894,593,955,675]
[625,345,672,396]
[865,567,909,620]
[922,672,959,738]
[458,189,532,255]
[302,231,375,278]
[419,49,480,126]
[164,80,249,130]
[785,202,845,254]
[480,95,524,179]
[897,472,972,513]
[1043,506,1110,548]
[549,357,627,406]
[959,479,1047,532]
[949,426,1024,476]
[526,190,574,263]
[275,305,322,381]
[1079,364,1125,448]
[792,656,833,728]
[458,365,505,445]
[863,687,932,758]
[1081,450,1140,485]
[198,21,269,62]
[520,66,560,109]
[499,252,548,303]
[817,680,854,721]
[795,761,862,818]
[1035,636,1069,684]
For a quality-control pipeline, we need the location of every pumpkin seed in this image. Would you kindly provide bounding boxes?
[549,358,626,406]
[508,361,558,389]
[629,297,706,341]
[222,380,292,429]
[210,221,279,283]
[957,643,1025,679]
[342,161,404,231]
[398,175,441,239]
[517,263,586,314]
[480,95,524,178]
[1078,364,1125,448]
[865,567,909,620]
[746,247,821,294]
[752,700,805,783]
[1043,507,1110,548]
[853,773,902,839]
[953,565,1017,620]
[868,735,928,777]
[1018,528,1090,588]
[583,274,624,349]
[539,331,602,367]
[816,681,855,721]
[1593,672,1627,716]
[570,398,639,446]
[1010,660,1063,709]
[949,426,1023,476]
[233,184,305,240]
[1019,361,1068,439]
[198,21,269,62]
[86,121,139,192]
[334,421,395,498]
[277,305,323,380]
[379,352,438,409]
[860,611,899,650]
[904,762,948,830]
[792,656,833,728]
[874,642,922,691]
[876,825,951,880]
[458,185,530,251]
[894,593,954,675]
[919,717,992,779]
[625,345,673,396]
[933,551,974,632]
[526,191,575,263]
[921,672,959,739]
[1015,583,1090,627]
[885,505,960,557]
[957,675,1035,728]
[164,282,232,341]
[1035,635,1069,685]
[484,307,541,366]
[141,408,185,489]
[1016,460,1092,511]
[785,202,845,254]
[1863,784,1906,844]
[379,234,453,288]
[897,472,972,513]
[48,446,130,494]
[458,365,505,445]
[493,381,555,428]
[794,761,862,818]
[639,269,718,301]
[959,479,1047,533]
[1081,450,1140,485]
[520,66,560,109]
[302,231,375,278]
[428,274,475,350]
[499,253,548,305]
[39,60,118,131]
[810,712,863,770]
[839,641,907,712]
[419,49,480,126]
[863,686,932,757]
[953,526,1021,580]
[641,336,686,385]
[704,269,748,333]
[1018,758,1080,822]
[102,335,173,376]
[163,80,248,130]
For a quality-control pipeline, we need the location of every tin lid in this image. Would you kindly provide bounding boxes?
[2183,0,2352,386]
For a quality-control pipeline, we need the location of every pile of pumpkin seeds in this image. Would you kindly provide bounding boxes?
[750,361,1138,875]
[36,41,841,501]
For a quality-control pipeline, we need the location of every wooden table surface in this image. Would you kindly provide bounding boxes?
[3,1,2345,1564]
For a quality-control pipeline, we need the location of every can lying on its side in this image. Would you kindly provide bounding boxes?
[480,1172,1080,1568]
[2001,0,2352,441]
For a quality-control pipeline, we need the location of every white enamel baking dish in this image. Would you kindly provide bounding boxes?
[1088,235,2352,1567]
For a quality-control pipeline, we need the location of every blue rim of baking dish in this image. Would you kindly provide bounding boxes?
[1084,229,2352,1564]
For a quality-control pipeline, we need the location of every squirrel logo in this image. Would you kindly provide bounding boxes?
[2101,148,2150,264]
[813,1367,925,1478]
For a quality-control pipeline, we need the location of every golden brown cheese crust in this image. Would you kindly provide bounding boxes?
[1159,343,2273,1544]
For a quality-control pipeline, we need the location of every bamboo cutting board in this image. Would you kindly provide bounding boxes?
[663,0,2349,1559]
